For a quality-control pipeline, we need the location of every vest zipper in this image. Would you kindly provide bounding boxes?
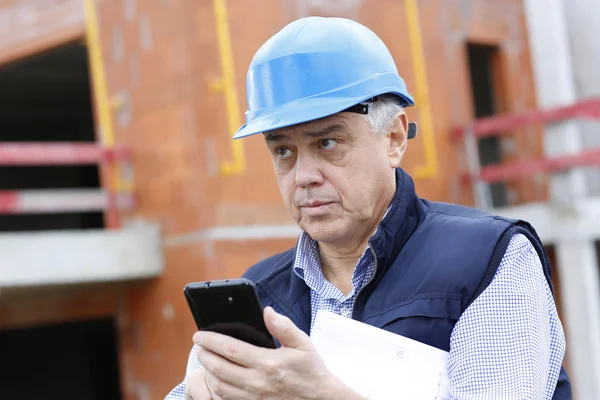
[351,243,378,319]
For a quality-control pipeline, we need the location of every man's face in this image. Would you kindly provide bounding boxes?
[264,111,408,245]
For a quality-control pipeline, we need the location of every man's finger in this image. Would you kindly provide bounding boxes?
[205,371,260,400]
[263,306,311,349]
[183,368,212,400]
[196,346,255,388]
[193,331,264,367]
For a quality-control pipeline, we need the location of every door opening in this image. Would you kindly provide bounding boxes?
[544,243,571,376]
[596,240,600,283]
[0,41,103,232]
[0,317,122,400]
[466,42,507,208]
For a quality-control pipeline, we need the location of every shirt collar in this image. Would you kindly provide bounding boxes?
[292,204,392,290]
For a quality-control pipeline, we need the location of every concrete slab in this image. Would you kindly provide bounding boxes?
[0,219,163,288]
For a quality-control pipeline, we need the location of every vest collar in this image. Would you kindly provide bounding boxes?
[368,167,427,279]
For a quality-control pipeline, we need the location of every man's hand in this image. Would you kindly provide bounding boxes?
[192,306,362,400]
[184,366,212,400]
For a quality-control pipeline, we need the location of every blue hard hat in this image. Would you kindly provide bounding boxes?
[233,16,415,139]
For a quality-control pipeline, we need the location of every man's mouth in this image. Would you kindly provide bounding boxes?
[302,201,333,208]
[299,201,334,216]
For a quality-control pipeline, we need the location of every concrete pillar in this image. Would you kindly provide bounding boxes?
[555,239,600,399]
[523,1,600,398]
[523,0,587,203]
[562,0,600,195]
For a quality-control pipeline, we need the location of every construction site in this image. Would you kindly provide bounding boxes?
[0,0,599,399]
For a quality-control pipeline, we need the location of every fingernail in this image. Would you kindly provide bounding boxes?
[193,332,204,344]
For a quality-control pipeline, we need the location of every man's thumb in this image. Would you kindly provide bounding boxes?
[264,306,310,349]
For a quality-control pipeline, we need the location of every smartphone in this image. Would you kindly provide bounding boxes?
[183,278,276,348]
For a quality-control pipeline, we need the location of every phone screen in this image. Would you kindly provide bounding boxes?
[184,280,276,348]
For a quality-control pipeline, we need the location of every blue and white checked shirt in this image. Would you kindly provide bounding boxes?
[166,232,566,399]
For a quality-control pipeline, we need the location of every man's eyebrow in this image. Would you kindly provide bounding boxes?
[264,132,288,142]
[264,123,346,142]
[305,123,346,137]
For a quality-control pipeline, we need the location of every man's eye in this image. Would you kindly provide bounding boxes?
[320,139,338,150]
[276,147,293,158]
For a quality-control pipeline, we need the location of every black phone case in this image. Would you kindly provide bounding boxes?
[183,278,276,348]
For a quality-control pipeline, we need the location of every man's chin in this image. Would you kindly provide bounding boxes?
[301,222,346,244]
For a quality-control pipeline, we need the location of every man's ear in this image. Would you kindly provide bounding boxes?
[388,111,408,168]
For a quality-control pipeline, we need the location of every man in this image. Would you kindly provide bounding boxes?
[166,17,571,399]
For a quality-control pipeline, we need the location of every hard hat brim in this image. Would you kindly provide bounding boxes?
[233,74,414,139]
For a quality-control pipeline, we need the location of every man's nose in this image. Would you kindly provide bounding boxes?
[295,153,323,188]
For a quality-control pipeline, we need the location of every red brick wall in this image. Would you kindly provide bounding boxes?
[0,0,544,398]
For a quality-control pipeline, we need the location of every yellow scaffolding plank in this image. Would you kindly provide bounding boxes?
[213,0,246,176]
[405,0,439,179]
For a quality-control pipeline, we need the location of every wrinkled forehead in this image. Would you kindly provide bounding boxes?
[263,112,363,142]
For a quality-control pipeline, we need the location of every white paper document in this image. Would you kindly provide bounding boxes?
[310,310,450,400]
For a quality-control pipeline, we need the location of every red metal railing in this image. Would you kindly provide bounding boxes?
[0,143,134,223]
[452,98,600,186]
[0,143,131,165]
[451,98,600,140]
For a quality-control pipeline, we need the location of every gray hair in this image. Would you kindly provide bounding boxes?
[363,94,405,134]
